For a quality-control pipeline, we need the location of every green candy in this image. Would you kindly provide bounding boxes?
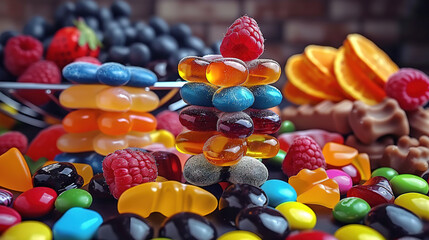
[278,120,295,134]
[390,174,429,196]
[332,197,371,223]
[55,189,93,213]
[371,167,398,181]
[265,149,286,167]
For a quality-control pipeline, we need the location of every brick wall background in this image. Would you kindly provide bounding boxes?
[0,0,428,76]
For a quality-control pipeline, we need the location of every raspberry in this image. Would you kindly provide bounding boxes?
[220,16,264,61]
[15,60,61,106]
[73,56,102,65]
[4,36,43,76]
[385,68,429,111]
[102,148,158,199]
[282,136,326,177]
[156,110,184,136]
[0,131,28,155]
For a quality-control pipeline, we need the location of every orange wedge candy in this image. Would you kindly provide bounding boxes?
[282,81,324,105]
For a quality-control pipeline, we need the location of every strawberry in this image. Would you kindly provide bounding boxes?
[46,19,101,69]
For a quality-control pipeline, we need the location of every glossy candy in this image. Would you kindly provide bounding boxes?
[246,134,280,159]
[217,112,254,138]
[175,130,218,155]
[329,164,361,185]
[390,174,429,196]
[33,162,84,193]
[275,201,317,230]
[151,151,183,182]
[13,187,57,218]
[71,163,93,186]
[0,148,33,192]
[260,179,297,207]
[180,82,218,107]
[54,151,104,174]
[1,221,52,240]
[0,189,13,207]
[203,135,247,166]
[351,153,371,181]
[88,173,113,199]
[264,149,286,167]
[244,109,281,134]
[26,124,66,161]
[53,207,103,240]
[326,169,353,195]
[322,142,358,167]
[278,129,343,152]
[55,189,93,213]
[371,167,398,181]
[394,192,429,220]
[249,85,282,109]
[206,57,248,86]
[285,230,337,240]
[178,56,211,83]
[159,212,217,240]
[244,59,281,86]
[278,120,295,134]
[179,106,219,131]
[332,197,371,223]
[117,181,218,217]
[217,231,261,240]
[212,86,254,112]
[334,224,386,240]
[62,62,98,83]
[96,62,131,86]
[347,176,394,207]
[96,213,154,240]
[0,205,21,232]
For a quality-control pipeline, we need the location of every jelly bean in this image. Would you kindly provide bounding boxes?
[71,163,93,186]
[285,230,337,240]
[0,205,21,232]
[217,112,254,138]
[0,148,33,192]
[2,221,52,240]
[394,192,429,220]
[88,173,113,199]
[55,189,93,213]
[212,86,254,112]
[180,82,218,107]
[275,201,316,230]
[206,57,248,87]
[151,151,183,182]
[278,129,343,152]
[260,179,297,207]
[364,204,424,239]
[334,224,386,240]
[0,189,13,207]
[390,174,429,196]
[179,106,219,131]
[332,197,370,223]
[246,134,280,159]
[244,109,281,134]
[159,212,217,240]
[96,213,154,240]
[178,56,210,82]
[203,135,247,166]
[322,142,358,167]
[217,230,262,240]
[149,129,175,148]
[63,62,98,84]
[264,149,286,167]
[371,167,398,181]
[326,169,353,195]
[347,176,394,208]
[54,151,104,174]
[278,120,296,134]
[351,153,371,181]
[27,124,66,161]
[127,66,157,87]
[219,183,268,225]
[244,59,281,86]
[96,62,131,86]
[249,85,282,109]
[53,207,103,240]
[117,181,217,217]
[328,164,361,185]
[13,187,57,218]
[175,130,218,155]
[33,162,84,193]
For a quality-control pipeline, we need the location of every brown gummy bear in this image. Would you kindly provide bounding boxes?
[348,98,409,145]
[345,135,394,169]
[281,100,353,134]
[407,107,429,139]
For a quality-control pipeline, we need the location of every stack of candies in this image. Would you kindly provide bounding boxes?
[176,16,283,186]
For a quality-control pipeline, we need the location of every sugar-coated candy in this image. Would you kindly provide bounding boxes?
[88,173,113,199]
[347,176,394,208]
[55,189,93,213]
[62,62,98,84]
[96,62,131,86]
[159,212,217,240]
[54,151,104,174]
[244,109,281,135]
[180,82,218,107]
[390,174,429,196]
[53,207,103,240]
[117,181,217,217]
[0,189,13,207]
[0,148,33,192]
[322,142,358,167]
[249,85,282,109]
[275,201,316,230]
[96,213,154,240]
[329,164,361,185]
[1,221,52,240]
[278,129,344,152]
[371,167,398,181]
[212,86,254,112]
[334,224,386,240]
[151,151,183,182]
[260,179,297,207]
[203,135,247,166]
[183,154,268,187]
[33,162,83,194]
[244,59,281,86]
[285,230,337,240]
[246,134,280,159]
[332,197,371,223]
[179,106,219,131]
[217,230,262,240]
[206,57,248,87]
[217,112,254,138]
[219,184,268,225]
[126,66,157,87]
[175,130,218,155]
[326,169,353,195]
[364,204,424,239]
[13,187,57,218]
[0,205,21,232]
[27,124,66,161]
[394,192,429,220]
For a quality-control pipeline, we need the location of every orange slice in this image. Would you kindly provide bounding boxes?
[334,47,386,105]
[286,54,344,101]
[282,81,324,105]
[343,34,399,87]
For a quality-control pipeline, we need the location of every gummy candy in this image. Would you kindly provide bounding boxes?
[0,148,33,192]
[203,135,247,166]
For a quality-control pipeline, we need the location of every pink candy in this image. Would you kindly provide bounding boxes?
[326,169,353,195]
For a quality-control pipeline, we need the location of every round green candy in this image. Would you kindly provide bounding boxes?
[332,197,371,223]
[390,174,429,196]
[278,120,295,134]
[55,188,93,213]
[265,150,286,167]
[371,167,398,181]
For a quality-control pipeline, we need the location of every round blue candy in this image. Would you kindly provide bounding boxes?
[249,85,282,109]
[212,86,254,112]
[261,179,297,207]
[127,67,158,87]
[96,62,131,86]
[180,82,218,107]
[62,62,99,84]
[54,152,104,174]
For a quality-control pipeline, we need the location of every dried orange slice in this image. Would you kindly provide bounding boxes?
[344,34,399,87]
[334,47,386,105]
[286,54,344,101]
[282,81,324,105]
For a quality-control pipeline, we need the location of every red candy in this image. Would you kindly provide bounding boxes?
[347,176,395,207]
[278,129,344,152]
[27,124,66,161]
[328,163,361,185]
[156,110,184,137]
[179,106,219,132]
[217,112,254,139]
[13,187,57,218]
[286,230,338,240]
[0,205,21,232]
[0,131,28,155]
[151,151,183,182]
[245,109,281,134]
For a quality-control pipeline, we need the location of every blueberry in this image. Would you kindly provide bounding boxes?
[95,30,104,43]
[0,31,19,45]
[108,46,130,64]
[54,2,76,24]
[23,16,49,40]
[98,7,113,30]
[150,35,178,59]
[149,16,169,36]
[168,48,198,70]
[135,23,155,45]
[124,27,137,45]
[111,0,131,18]
[60,15,76,28]
[129,43,151,67]
[104,27,126,48]
[146,60,169,80]
[211,40,221,54]
[182,36,205,53]
[170,23,192,42]
[103,21,120,31]
[75,0,99,17]
[117,17,131,28]
[84,17,99,31]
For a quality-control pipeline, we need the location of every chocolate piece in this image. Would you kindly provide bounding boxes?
[281,100,353,134]
[407,107,429,139]
[348,98,409,144]
[345,135,394,169]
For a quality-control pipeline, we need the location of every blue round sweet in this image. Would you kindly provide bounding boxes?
[249,85,282,109]
[212,86,254,112]
[96,62,131,86]
[261,179,297,207]
[63,62,99,84]
[180,82,218,107]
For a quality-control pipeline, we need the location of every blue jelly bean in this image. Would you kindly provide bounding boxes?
[261,179,297,207]
[53,207,103,240]
[249,85,282,109]
[62,62,99,84]
[54,152,104,174]
[126,66,158,87]
[212,86,254,112]
[96,62,131,86]
[180,82,218,107]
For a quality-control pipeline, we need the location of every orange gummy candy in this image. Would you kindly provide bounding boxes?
[206,58,249,87]
[178,56,211,83]
[175,130,219,155]
[352,153,371,181]
[203,135,247,166]
[0,148,33,192]
[322,142,358,167]
[243,59,281,86]
[246,134,280,159]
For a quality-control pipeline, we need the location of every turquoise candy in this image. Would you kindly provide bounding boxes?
[212,86,254,112]
[54,152,104,174]
[127,66,157,87]
[53,207,103,240]
[371,167,398,181]
[260,179,297,207]
[55,189,93,213]
[390,174,429,196]
[62,62,98,84]
[96,62,131,86]
[248,85,282,109]
[181,82,218,107]
[332,197,371,223]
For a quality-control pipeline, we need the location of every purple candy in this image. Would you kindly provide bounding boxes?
[326,169,353,195]
[0,189,13,207]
